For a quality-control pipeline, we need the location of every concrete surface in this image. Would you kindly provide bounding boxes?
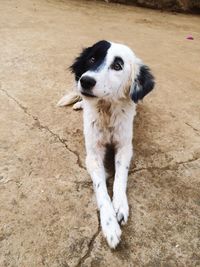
[0,0,200,266]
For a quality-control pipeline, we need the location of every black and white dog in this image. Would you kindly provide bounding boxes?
[58,40,155,248]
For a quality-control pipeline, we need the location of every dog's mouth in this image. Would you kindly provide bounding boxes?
[81,91,97,98]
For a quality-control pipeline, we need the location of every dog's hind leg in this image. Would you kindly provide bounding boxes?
[73,100,83,110]
[57,91,82,107]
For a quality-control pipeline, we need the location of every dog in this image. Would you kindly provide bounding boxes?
[58,40,155,248]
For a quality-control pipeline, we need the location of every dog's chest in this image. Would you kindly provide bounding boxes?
[96,100,113,129]
[91,101,126,146]
[84,99,135,149]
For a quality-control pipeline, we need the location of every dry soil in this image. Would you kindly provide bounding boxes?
[0,0,200,266]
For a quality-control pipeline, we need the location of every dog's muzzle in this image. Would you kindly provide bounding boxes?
[80,76,96,97]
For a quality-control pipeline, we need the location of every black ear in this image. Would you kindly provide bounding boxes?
[69,40,111,82]
[130,65,155,103]
[69,46,92,82]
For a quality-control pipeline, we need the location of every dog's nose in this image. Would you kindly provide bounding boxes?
[80,76,96,90]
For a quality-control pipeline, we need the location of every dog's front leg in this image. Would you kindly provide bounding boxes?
[113,144,133,225]
[86,151,121,248]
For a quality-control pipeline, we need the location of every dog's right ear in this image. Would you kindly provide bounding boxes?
[70,40,111,82]
[130,65,155,103]
[70,46,92,82]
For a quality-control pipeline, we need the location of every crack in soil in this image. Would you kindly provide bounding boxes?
[185,122,200,136]
[2,88,200,176]
[0,88,86,171]
[2,88,199,175]
[2,87,199,174]
[130,156,200,175]
[75,212,101,267]
[1,87,101,265]
[2,88,200,264]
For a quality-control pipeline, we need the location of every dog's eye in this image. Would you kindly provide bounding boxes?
[111,62,123,71]
[89,57,95,64]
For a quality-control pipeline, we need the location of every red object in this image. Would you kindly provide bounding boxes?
[186,35,194,40]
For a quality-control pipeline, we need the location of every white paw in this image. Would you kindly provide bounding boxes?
[100,203,121,249]
[57,92,81,107]
[113,194,129,225]
[73,100,83,110]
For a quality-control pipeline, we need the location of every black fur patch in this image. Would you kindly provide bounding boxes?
[70,40,111,81]
[104,143,115,177]
[131,65,155,103]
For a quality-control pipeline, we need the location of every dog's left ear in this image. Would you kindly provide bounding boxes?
[130,65,155,103]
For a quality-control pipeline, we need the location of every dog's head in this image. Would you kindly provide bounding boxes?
[70,40,155,103]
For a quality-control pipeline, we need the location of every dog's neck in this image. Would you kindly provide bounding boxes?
[83,97,134,128]
[85,97,133,111]
[96,99,112,115]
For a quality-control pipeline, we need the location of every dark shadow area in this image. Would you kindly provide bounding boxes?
[98,0,200,13]
[104,144,116,197]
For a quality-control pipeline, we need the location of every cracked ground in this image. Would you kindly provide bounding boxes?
[0,0,200,266]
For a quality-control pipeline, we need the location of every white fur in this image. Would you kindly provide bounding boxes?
[73,100,83,110]
[59,42,144,248]
[57,90,81,107]
[84,98,136,248]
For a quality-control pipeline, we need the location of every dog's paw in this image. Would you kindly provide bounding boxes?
[113,194,129,225]
[73,100,83,110]
[57,92,81,107]
[100,204,121,248]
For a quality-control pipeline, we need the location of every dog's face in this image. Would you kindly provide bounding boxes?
[70,40,155,103]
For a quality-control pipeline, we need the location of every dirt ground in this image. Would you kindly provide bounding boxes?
[0,0,200,266]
